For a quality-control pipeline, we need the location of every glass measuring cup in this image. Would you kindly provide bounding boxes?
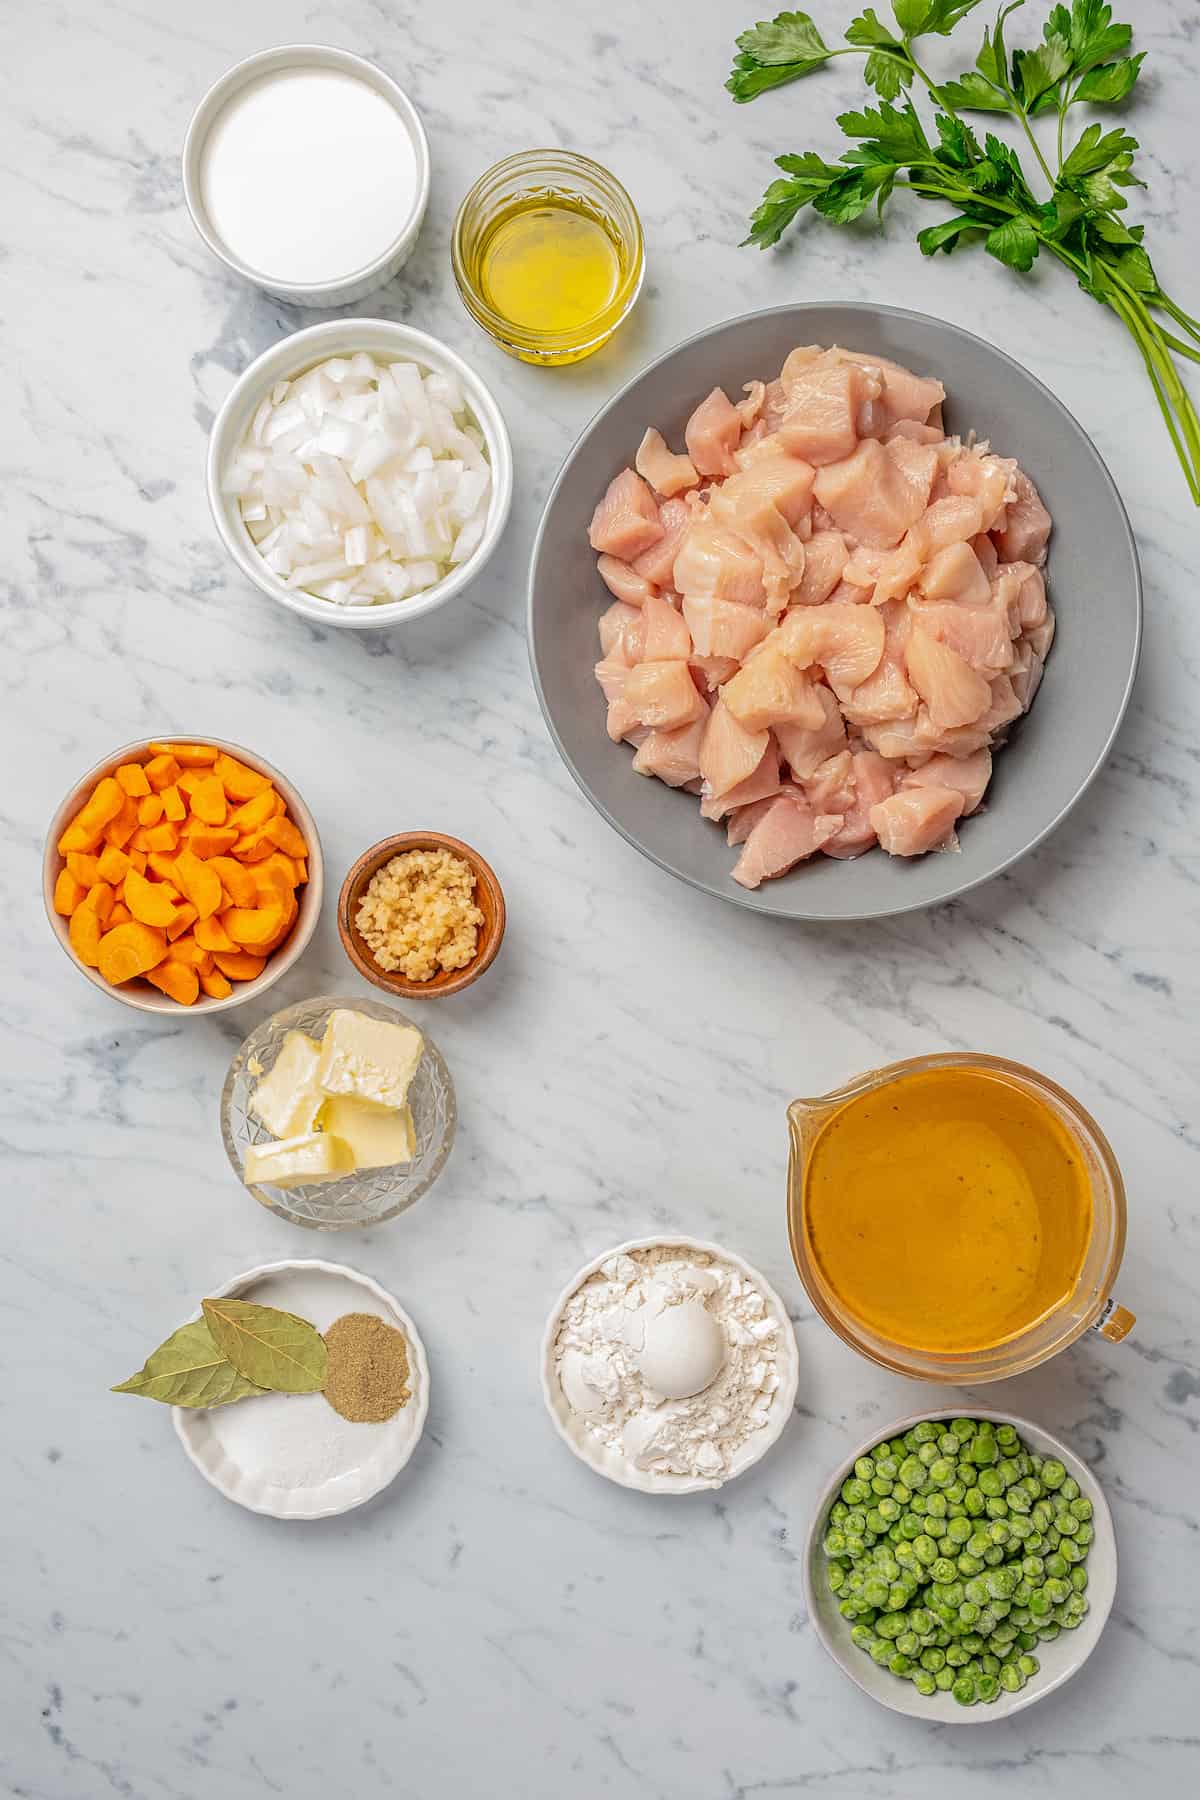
[787,1053,1134,1384]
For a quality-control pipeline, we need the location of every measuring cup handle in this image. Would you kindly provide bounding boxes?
[1091,1297,1135,1342]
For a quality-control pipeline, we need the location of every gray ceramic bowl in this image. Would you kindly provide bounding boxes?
[528,303,1142,920]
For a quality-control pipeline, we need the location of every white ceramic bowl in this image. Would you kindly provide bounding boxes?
[174,1259,430,1519]
[182,45,430,308]
[540,1235,799,1495]
[804,1408,1117,1723]
[43,735,323,1016]
[207,318,514,631]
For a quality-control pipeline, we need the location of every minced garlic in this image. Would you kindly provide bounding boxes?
[356,848,484,982]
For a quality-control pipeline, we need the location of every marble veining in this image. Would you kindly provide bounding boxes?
[2,2,1198,1796]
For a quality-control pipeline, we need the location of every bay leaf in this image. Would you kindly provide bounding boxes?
[112,1318,268,1408]
[201,1298,327,1393]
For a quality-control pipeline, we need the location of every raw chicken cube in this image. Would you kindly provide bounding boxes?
[871,787,964,856]
[994,469,1051,565]
[588,468,665,560]
[774,684,848,779]
[720,647,825,733]
[908,594,1016,673]
[640,591,691,661]
[635,427,699,498]
[731,795,843,888]
[632,713,709,787]
[632,497,691,588]
[597,601,645,666]
[689,653,740,693]
[682,594,770,661]
[685,387,743,478]
[624,660,707,730]
[699,737,782,820]
[905,626,993,728]
[919,541,991,607]
[908,495,985,558]
[726,793,780,846]
[946,448,1016,532]
[793,530,849,606]
[776,602,886,696]
[836,349,945,428]
[778,362,874,465]
[673,523,767,607]
[823,750,896,858]
[814,437,935,549]
[594,660,641,742]
[903,748,992,815]
[698,699,772,800]
[597,554,656,607]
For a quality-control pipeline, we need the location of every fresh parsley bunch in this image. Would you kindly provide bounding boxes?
[729,2,1200,503]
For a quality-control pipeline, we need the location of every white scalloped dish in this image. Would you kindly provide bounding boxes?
[174,1260,429,1519]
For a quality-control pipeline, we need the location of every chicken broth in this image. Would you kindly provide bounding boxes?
[802,1067,1092,1354]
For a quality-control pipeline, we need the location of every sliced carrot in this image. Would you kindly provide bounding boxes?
[172,848,223,920]
[211,950,267,982]
[145,853,177,882]
[257,851,299,890]
[137,793,164,826]
[294,857,308,885]
[54,869,87,916]
[115,761,151,797]
[199,969,234,1000]
[228,788,277,834]
[145,960,200,1005]
[145,823,180,854]
[57,815,105,855]
[144,753,180,792]
[232,828,274,862]
[181,823,238,857]
[212,753,270,801]
[160,784,186,823]
[96,845,130,884]
[175,769,206,798]
[85,881,115,926]
[166,936,213,974]
[66,851,101,887]
[207,856,257,906]
[104,796,140,850]
[108,902,132,927]
[222,902,285,948]
[195,914,237,954]
[263,815,307,858]
[257,896,298,955]
[191,775,227,825]
[124,867,178,929]
[149,742,218,767]
[166,902,198,942]
[69,903,104,967]
[96,920,167,986]
[127,850,148,874]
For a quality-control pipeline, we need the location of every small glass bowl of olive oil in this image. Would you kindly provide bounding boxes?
[452,150,643,366]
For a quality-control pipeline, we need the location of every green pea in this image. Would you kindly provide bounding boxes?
[1031,1500,1054,1530]
[828,1565,846,1594]
[945,1644,969,1667]
[898,1456,924,1490]
[889,1652,913,1676]
[850,1623,877,1650]
[1070,1566,1089,1593]
[960,1631,984,1655]
[1005,1484,1032,1514]
[999,1662,1025,1693]
[949,1418,975,1441]
[929,1558,956,1584]
[896,1631,920,1657]
[963,1488,986,1518]
[823,1529,847,1556]
[892,1482,912,1505]
[1013,1582,1032,1607]
[854,1456,875,1481]
[877,1496,901,1523]
[1016,1629,1038,1651]
[913,1535,938,1566]
[865,1509,887,1535]
[925,1491,948,1519]
[1075,1523,1094,1549]
[988,1519,1011,1546]
[995,1423,1018,1448]
[957,1553,983,1577]
[875,1455,899,1481]
[947,1516,972,1545]
[1044,1577,1070,1606]
[925,1515,948,1539]
[841,1477,870,1505]
[912,1421,938,1444]
[935,1665,956,1690]
[977,1468,1002,1497]
[899,1515,923,1541]
[940,1581,965,1608]
[986,1567,1017,1600]
[921,1646,946,1672]
[870,1640,893,1665]
[1040,1459,1066,1491]
[1036,1622,1060,1643]
[969,1434,998,1466]
[871,1476,893,1497]
[1060,1476,1080,1502]
[1056,1511,1080,1537]
[982,1546,1006,1567]
[952,1674,978,1705]
[1060,1537,1085,1565]
[844,1534,865,1557]
[991,1622,1018,1646]
[945,1483,966,1506]
[938,1432,960,1457]
[1007,1515,1033,1541]
[911,1667,936,1696]
[1018,1652,1040,1676]
[918,1442,940,1467]
[976,1673,1000,1703]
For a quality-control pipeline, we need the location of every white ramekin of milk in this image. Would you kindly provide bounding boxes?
[183,46,430,308]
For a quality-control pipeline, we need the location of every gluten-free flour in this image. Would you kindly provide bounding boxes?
[553,1246,784,1481]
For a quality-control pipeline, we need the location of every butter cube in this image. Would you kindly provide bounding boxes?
[316,1009,423,1110]
[248,1031,323,1139]
[243,1132,356,1188]
[317,1096,416,1169]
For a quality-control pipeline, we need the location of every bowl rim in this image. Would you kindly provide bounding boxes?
[337,831,507,998]
[539,1233,800,1495]
[206,317,514,631]
[43,734,323,1016]
[172,1257,431,1519]
[181,44,431,300]
[802,1405,1117,1723]
[527,300,1143,921]
[219,991,457,1229]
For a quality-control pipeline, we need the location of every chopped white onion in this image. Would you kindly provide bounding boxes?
[229,351,492,608]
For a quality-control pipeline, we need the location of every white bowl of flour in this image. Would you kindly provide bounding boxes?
[540,1236,800,1494]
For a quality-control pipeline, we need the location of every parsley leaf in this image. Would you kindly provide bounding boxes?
[1012,29,1072,106]
[837,98,931,158]
[846,8,913,94]
[1060,122,1137,179]
[917,213,987,253]
[893,0,986,33]
[814,160,897,220]
[934,112,983,166]
[727,11,832,101]
[743,151,846,246]
[1064,0,1131,73]
[938,70,1011,111]
[1073,52,1144,104]
[986,215,1041,269]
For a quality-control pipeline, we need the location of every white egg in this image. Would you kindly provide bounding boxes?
[634,1299,725,1399]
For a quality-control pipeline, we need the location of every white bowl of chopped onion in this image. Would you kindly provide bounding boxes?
[208,319,513,628]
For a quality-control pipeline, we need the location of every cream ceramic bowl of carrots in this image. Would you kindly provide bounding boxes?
[43,736,323,1016]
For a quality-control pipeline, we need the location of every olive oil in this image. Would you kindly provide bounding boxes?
[474,197,625,348]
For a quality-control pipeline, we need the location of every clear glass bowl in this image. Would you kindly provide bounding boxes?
[220,994,456,1229]
[451,149,644,365]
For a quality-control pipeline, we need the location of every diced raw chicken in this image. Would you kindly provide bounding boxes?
[698,699,772,799]
[814,437,935,549]
[640,590,691,661]
[689,652,740,693]
[776,602,886,696]
[884,419,944,446]
[905,626,993,728]
[674,521,767,606]
[708,454,814,606]
[836,349,945,428]
[699,738,782,821]
[946,448,1016,532]
[588,468,665,560]
[912,707,993,760]
[594,660,641,742]
[685,387,742,479]
[633,499,692,588]
[994,468,1051,564]
[1009,562,1047,629]
[843,649,918,728]
[919,541,991,607]
[871,787,964,856]
[635,427,699,499]
[1026,607,1055,661]
[980,673,1024,735]
[843,539,923,608]
[972,532,999,579]
[779,362,876,465]
[823,749,896,858]
[907,496,984,564]
[726,793,780,846]
[793,530,849,605]
[731,794,843,888]
[597,600,645,666]
[720,646,825,733]
[903,748,992,815]
[682,594,771,661]
[624,659,707,730]
[775,683,848,779]
[597,554,656,607]
[1010,645,1045,712]
[737,381,766,429]
[632,713,709,787]
[761,379,790,430]
[909,592,1015,673]
[802,749,856,815]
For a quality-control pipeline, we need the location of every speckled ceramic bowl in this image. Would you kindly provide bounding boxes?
[540,1235,799,1495]
[804,1408,1117,1723]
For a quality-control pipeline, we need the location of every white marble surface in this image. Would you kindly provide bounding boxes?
[4,2,1198,1794]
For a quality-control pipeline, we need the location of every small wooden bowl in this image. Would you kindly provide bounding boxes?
[338,833,506,999]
